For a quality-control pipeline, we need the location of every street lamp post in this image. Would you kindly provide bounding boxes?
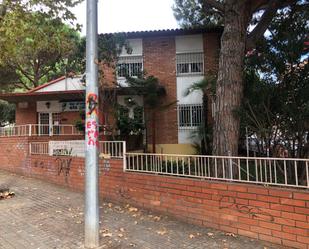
[85,0,99,248]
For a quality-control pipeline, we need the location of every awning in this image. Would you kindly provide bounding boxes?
[0,85,166,103]
[0,90,85,103]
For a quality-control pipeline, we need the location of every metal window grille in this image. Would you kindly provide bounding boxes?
[176,52,204,76]
[117,56,143,77]
[177,104,203,129]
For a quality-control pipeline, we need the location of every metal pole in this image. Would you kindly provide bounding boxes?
[85,0,99,247]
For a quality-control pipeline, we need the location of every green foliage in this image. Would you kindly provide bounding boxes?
[116,104,144,136]
[0,0,82,22]
[74,119,84,133]
[241,7,309,158]
[0,11,81,90]
[98,34,130,67]
[183,75,216,97]
[0,100,15,126]
[125,75,167,109]
[173,0,223,28]
[118,74,170,152]
[184,75,216,155]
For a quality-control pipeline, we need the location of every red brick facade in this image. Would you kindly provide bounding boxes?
[98,31,221,148]
[15,102,37,125]
[143,36,178,145]
[0,137,308,249]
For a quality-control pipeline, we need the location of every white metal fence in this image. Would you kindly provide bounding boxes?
[125,153,309,189]
[29,140,126,159]
[0,124,82,137]
[99,141,126,159]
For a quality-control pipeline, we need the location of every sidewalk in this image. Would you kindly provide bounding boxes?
[0,170,287,249]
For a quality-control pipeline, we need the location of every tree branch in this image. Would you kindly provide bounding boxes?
[246,0,281,51]
[250,0,297,13]
[14,81,32,91]
[15,65,35,85]
[203,0,224,12]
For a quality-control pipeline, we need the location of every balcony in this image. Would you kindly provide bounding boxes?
[0,124,82,137]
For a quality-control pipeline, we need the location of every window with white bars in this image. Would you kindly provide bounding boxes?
[176,52,204,76]
[117,56,143,78]
[177,104,204,129]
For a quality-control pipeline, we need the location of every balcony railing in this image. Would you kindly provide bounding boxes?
[0,124,82,137]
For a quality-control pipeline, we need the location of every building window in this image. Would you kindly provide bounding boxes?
[117,56,143,78]
[176,52,204,76]
[177,104,204,129]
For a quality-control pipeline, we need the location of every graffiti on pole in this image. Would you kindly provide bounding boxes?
[86,93,98,116]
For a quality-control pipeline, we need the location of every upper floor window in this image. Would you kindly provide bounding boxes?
[176,52,204,76]
[117,56,143,78]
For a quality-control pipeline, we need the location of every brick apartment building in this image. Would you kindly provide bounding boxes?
[0,27,222,154]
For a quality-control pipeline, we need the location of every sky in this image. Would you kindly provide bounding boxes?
[72,0,179,35]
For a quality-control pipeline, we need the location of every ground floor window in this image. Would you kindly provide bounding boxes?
[177,104,203,129]
[38,112,61,135]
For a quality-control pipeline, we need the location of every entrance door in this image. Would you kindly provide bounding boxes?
[52,113,61,135]
[38,113,61,136]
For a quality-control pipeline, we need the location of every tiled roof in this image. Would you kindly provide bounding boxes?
[102,26,223,38]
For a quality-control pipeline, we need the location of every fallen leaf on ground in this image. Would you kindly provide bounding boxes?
[156,229,167,235]
[118,233,124,238]
[0,190,15,199]
[102,233,112,237]
[225,233,237,238]
[128,207,138,212]
[207,232,214,236]
[119,228,125,232]
[153,216,161,221]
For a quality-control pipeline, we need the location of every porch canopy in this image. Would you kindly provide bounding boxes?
[0,90,85,103]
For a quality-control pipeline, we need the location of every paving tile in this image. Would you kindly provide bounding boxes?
[0,170,288,249]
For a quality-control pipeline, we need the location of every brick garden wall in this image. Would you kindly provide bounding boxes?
[0,137,308,249]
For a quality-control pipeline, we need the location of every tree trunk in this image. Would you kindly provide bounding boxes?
[202,91,210,154]
[152,111,156,153]
[213,2,250,157]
